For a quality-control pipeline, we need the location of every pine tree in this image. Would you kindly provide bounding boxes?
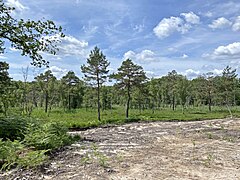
[111,59,147,119]
[35,70,56,113]
[81,46,110,121]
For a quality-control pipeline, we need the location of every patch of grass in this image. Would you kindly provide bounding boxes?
[222,136,235,143]
[203,153,214,167]
[30,106,237,129]
[80,144,109,168]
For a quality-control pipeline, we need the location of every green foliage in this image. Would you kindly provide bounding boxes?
[0,139,23,170]
[0,139,48,170]
[0,61,11,115]
[61,71,84,110]
[81,144,109,168]
[35,70,57,113]
[81,46,110,121]
[30,106,236,129]
[0,116,80,170]
[0,116,29,140]
[24,121,79,150]
[17,150,48,169]
[0,0,64,67]
[81,46,110,86]
[111,59,147,118]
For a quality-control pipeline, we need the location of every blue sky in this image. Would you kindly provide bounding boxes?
[2,0,240,80]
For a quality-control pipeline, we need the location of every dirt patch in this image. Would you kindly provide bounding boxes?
[1,118,240,180]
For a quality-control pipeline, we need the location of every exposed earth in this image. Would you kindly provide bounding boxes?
[1,118,240,180]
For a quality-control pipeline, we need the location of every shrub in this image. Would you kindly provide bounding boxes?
[0,139,23,170]
[0,116,29,141]
[0,116,80,171]
[0,139,48,170]
[24,121,80,150]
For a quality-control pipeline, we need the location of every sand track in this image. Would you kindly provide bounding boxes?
[1,118,240,180]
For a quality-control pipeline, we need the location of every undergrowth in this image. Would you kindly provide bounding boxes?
[0,116,80,171]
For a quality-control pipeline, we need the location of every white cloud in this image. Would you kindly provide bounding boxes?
[145,70,155,77]
[213,42,240,57]
[153,12,200,38]
[182,68,223,79]
[181,54,189,59]
[209,17,232,29]
[180,12,200,24]
[123,50,136,60]
[211,69,223,76]
[205,42,240,60]
[46,66,67,79]
[203,11,213,18]
[9,47,20,52]
[5,0,27,12]
[43,34,89,57]
[82,25,99,35]
[0,54,7,59]
[183,69,200,79]
[232,16,240,31]
[153,17,186,38]
[123,50,156,63]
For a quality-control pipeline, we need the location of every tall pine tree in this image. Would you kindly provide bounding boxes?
[81,46,110,121]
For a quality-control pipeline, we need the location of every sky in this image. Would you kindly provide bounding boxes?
[1,0,240,81]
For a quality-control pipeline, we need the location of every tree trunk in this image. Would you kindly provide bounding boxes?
[126,85,130,119]
[45,91,48,113]
[208,95,212,112]
[172,96,175,111]
[97,78,101,121]
[68,89,71,110]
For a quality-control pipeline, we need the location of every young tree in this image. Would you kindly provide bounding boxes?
[166,70,179,111]
[219,66,237,117]
[177,76,190,113]
[0,0,64,67]
[61,71,84,110]
[81,46,110,121]
[0,61,11,115]
[35,70,56,113]
[204,72,215,111]
[111,59,147,119]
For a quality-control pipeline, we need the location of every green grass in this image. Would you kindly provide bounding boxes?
[31,105,240,129]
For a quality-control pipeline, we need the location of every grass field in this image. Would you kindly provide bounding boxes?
[29,105,240,129]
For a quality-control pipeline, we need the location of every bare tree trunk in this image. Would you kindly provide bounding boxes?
[126,85,130,119]
[208,96,212,112]
[172,96,175,111]
[97,77,101,121]
[68,89,71,110]
[22,66,29,114]
[45,91,48,113]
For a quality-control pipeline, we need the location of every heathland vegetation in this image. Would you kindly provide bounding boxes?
[1,0,240,171]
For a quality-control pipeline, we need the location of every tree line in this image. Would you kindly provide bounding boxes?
[1,0,239,120]
[1,47,239,120]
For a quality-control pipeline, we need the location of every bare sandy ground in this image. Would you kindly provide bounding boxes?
[1,118,240,180]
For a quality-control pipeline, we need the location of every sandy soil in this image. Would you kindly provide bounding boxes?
[1,118,240,180]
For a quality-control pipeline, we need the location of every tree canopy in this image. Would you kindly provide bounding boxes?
[0,0,64,67]
[111,59,147,118]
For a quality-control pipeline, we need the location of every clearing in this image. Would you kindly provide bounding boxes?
[1,118,240,180]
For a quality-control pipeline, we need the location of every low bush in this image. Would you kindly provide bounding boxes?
[0,116,80,171]
[0,139,23,170]
[24,121,79,150]
[0,116,29,141]
[0,139,48,170]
